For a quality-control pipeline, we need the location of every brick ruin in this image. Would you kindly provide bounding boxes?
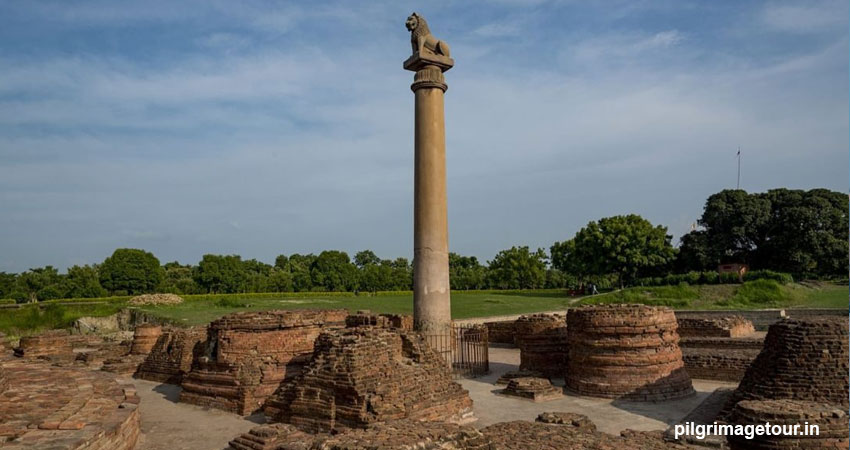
[74,340,132,370]
[229,420,490,450]
[727,400,848,450]
[565,304,694,401]
[179,309,348,415]
[498,377,562,402]
[129,323,162,355]
[677,315,755,338]
[344,311,414,330]
[483,320,516,345]
[495,369,545,385]
[677,316,763,383]
[229,412,690,450]
[264,327,474,433]
[721,317,849,418]
[133,326,207,384]
[13,330,74,361]
[516,314,569,378]
[0,360,140,449]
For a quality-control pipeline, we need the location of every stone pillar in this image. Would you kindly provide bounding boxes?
[403,21,455,345]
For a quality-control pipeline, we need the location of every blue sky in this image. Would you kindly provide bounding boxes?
[0,0,847,272]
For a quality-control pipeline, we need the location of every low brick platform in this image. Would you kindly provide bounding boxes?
[495,369,545,386]
[721,317,849,418]
[74,340,132,370]
[180,309,348,415]
[677,316,755,338]
[499,377,562,402]
[130,324,162,355]
[536,412,596,431]
[565,305,694,401]
[682,348,761,383]
[0,360,140,449]
[484,320,516,345]
[264,327,474,433]
[229,420,490,450]
[13,330,73,360]
[134,327,206,384]
[480,415,689,449]
[728,400,849,450]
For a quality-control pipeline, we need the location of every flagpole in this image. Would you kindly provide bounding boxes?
[737,146,741,189]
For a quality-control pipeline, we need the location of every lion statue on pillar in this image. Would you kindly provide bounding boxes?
[406,13,451,58]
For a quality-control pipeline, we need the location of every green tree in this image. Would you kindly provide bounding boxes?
[354,250,381,268]
[389,258,413,290]
[675,230,712,272]
[449,253,487,290]
[486,246,547,289]
[288,253,316,292]
[99,248,164,295]
[267,268,294,292]
[311,251,358,292]
[65,265,107,298]
[160,262,200,294]
[0,272,16,299]
[16,266,64,302]
[571,215,675,288]
[193,254,247,294]
[243,259,273,293]
[274,254,290,271]
[694,188,848,277]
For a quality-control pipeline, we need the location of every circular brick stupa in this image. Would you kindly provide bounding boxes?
[565,304,694,401]
[728,400,849,450]
[721,318,849,417]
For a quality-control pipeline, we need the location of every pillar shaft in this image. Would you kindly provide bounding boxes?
[413,83,450,332]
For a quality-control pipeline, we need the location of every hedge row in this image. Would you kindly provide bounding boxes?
[635,270,793,287]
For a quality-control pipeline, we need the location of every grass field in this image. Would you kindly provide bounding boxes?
[1,282,845,337]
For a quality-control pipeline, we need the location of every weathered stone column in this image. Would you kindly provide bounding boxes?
[403,13,455,344]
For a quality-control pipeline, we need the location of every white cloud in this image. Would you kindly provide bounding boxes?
[761,1,848,33]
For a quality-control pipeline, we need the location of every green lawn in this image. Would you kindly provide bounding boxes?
[138,291,581,326]
[1,283,845,337]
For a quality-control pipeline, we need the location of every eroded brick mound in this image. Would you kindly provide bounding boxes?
[721,318,849,417]
[536,412,596,431]
[565,304,694,401]
[127,293,184,305]
[517,314,568,378]
[481,418,689,449]
[134,327,206,384]
[728,400,849,450]
[229,420,489,450]
[101,354,147,376]
[500,377,561,402]
[495,369,545,385]
[0,360,140,449]
[264,327,474,433]
[345,311,413,330]
[75,340,132,370]
[678,316,756,338]
[180,309,348,415]
[130,323,162,355]
[13,330,73,360]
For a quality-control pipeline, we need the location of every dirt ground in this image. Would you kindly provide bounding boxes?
[132,346,735,449]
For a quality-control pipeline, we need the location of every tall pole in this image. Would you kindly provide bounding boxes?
[737,146,741,189]
[404,14,455,350]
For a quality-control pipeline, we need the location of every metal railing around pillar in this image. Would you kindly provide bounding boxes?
[423,324,489,378]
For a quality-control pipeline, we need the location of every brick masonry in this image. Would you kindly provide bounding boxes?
[264,327,474,433]
[565,305,695,401]
[129,323,162,355]
[134,326,207,384]
[727,399,848,450]
[498,377,562,402]
[516,314,569,378]
[179,309,348,415]
[13,330,73,360]
[720,317,849,419]
[677,316,755,338]
[0,360,140,449]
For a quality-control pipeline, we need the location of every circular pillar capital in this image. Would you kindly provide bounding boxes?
[411,65,447,92]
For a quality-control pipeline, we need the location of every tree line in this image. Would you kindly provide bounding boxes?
[0,188,845,302]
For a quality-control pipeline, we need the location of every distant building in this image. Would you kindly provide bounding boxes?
[718,263,749,281]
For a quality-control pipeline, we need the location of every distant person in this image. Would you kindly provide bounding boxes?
[591,283,599,295]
